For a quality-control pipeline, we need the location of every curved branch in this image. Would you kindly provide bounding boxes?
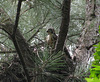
[55,0,71,52]
[13,0,23,36]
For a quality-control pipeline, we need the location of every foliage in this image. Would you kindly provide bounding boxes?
[0,0,96,82]
[86,26,100,82]
[0,0,85,47]
[32,49,67,82]
[0,48,70,82]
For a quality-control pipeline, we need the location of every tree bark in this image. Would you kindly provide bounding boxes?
[55,0,71,52]
[1,23,35,67]
[73,0,99,70]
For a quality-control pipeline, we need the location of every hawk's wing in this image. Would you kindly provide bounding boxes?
[52,33,57,41]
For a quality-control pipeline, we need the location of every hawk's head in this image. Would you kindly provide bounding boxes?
[46,28,55,34]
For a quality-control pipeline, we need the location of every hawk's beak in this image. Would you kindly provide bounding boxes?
[47,30,49,32]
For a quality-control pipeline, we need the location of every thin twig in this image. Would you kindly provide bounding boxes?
[2,28,12,36]
[0,50,16,54]
[2,38,8,44]
[86,41,100,50]
[67,33,80,38]
[0,32,8,37]
[20,7,33,16]
[25,11,50,35]
[27,18,51,42]
[50,0,61,9]
[55,0,62,6]
[34,37,44,43]
[0,41,13,50]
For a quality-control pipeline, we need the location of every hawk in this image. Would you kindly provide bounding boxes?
[46,28,72,59]
[46,28,57,49]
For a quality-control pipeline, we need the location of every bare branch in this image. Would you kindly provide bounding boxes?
[13,0,23,36]
[67,33,80,38]
[20,7,33,16]
[86,40,100,50]
[12,0,31,82]
[0,50,16,54]
[50,1,61,9]
[55,0,71,52]
[34,37,44,43]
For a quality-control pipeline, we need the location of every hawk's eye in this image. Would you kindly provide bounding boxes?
[50,30,53,33]
[47,28,54,33]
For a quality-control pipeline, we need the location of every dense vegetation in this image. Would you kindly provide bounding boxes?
[0,0,99,82]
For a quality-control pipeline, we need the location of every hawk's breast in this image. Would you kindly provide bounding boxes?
[46,35,53,45]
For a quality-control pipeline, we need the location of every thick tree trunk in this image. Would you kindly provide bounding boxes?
[74,0,100,70]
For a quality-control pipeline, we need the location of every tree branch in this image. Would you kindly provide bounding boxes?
[12,38,31,82]
[55,0,71,52]
[86,41,100,50]
[0,50,16,54]
[12,0,31,82]
[13,0,23,36]
[27,18,51,42]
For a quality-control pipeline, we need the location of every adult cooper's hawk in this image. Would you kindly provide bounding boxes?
[46,28,72,59]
